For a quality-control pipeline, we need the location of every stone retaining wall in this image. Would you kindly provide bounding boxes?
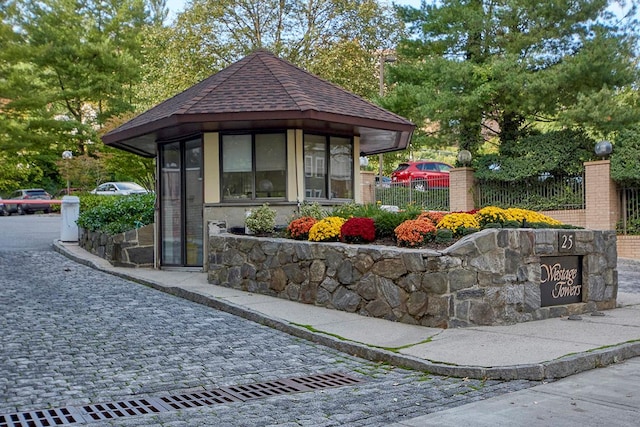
[207,226,617,327]
[79,225,154,268]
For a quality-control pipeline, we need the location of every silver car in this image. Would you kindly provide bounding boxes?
[90,182,149,196]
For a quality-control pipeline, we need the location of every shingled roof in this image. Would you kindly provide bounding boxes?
[102,49,414,157]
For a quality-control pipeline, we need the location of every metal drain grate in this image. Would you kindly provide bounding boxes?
[0,408,77,427]
[159,390,240,410]
[81,399,163,421]
[288,372,363,391]
[0,372,363,425]
[222,379,301,400]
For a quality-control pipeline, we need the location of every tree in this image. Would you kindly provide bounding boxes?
[0,0,155,191]
[138,0,405,104]
[385,0,640,156]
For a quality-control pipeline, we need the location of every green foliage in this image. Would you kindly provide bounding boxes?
[0,0,151,192]
[76,194,155,235]
[434,228,453,243]
[371,207,421,239]
[388,0,639,154]
[611,126,640,187]
[331,202,384,219]
[246,203,277,234]
[297,202,328,220]
[475,130,595,181]
[618,218,640,235]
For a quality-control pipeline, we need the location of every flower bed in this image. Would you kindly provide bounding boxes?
[208,224,618,327]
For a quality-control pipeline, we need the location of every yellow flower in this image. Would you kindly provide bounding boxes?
[437,213,480,236]
[308,216,346,242]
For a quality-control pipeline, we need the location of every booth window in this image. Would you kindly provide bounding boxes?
[304,134,353,199]
[221,133,286,200]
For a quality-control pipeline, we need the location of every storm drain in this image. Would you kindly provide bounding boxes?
[0,372,363,426]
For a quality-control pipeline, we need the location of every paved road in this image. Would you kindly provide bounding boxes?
[0,215,540,426]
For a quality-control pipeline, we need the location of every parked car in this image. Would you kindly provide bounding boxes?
[5,188,53,215]
[90,182,149,196]
[375,176,392,188]
[0,197,7,216]
[391,161,453,189]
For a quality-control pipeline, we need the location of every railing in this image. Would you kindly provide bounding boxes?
[374,178,450,211]
[474,174,585,211]
[618,187,640,235]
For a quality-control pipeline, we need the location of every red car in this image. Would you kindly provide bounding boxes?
[391,161,452,189]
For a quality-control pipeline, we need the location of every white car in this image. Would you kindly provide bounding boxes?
[90,182,149,196]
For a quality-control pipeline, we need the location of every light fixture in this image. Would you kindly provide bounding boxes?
[457,149,472,166]
[594,140,612,158]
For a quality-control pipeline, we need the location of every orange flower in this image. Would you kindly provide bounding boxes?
[394,219,437,247]
[287,216,317,240]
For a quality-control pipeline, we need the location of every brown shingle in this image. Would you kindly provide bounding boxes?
[103,49,414,156]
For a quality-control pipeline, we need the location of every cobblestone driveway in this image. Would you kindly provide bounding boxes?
[0,217,540,426]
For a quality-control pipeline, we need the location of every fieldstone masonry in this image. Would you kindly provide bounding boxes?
[79,224,154,268]
[208,225,617,327]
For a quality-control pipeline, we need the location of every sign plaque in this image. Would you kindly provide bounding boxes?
[558,231,576,253]
[540,256,582,307]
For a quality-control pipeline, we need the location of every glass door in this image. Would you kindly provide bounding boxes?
[160,139,203,267]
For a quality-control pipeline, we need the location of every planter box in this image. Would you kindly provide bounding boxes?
[207,226,617,327]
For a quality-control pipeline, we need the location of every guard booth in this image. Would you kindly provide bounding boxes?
[102,50,415,270]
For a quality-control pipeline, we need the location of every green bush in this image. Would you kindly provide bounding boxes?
[372,207,421,238]
[246,203,276,234]
[435,228,454,243]
[298,202,328,219]
[611,126,640,187]
[76,194,155,235]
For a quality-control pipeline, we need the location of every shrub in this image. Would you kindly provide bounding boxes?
[372,206,421,238]
[287,216,317,240]
[394,219,437,247]
[436,213,480,237]
[76,193,155,235]
[340,217,376,243]
[435,228,454,243]
[298,202,328,220]
[308,216,346,242]
[246,203,277,234]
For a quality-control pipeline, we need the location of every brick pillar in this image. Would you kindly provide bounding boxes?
[585,160,619,230]
[360,171,375,205]
[449,167,476,212]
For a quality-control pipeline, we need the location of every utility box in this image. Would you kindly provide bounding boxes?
[60,196,80,242]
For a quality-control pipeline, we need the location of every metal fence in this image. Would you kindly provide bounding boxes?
[474,175,585,211]
[374,178,450,211]
[618,187,640,235]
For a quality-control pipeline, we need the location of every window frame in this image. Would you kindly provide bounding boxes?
[303,132,354,201]
[219,131,287,201]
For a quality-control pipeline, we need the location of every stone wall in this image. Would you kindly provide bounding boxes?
[79,225,154,268]
[207,227,617,328]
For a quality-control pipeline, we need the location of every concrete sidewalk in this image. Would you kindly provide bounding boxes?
[53,240,640,381]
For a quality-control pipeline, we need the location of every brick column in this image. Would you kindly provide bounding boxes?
[360,171,375,205]
[449,167,476,212]
[585,160,619,230]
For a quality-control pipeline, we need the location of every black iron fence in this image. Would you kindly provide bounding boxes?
[618,187,640,235]
[474,175,585,211]
[374,178,449,211]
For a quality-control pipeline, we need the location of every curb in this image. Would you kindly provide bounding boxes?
[53,240,640,381]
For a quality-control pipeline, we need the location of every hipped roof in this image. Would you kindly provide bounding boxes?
[102,49,414,157]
